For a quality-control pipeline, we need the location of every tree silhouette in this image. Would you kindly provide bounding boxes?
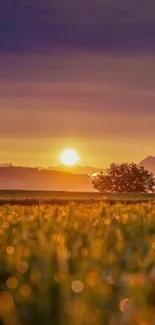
[92,163,155,193]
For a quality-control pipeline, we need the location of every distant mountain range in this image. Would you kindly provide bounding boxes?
[0,166,93,191]
[139,156,155,174]
[0,164,104,191]
[0,163,104,175]
[0,158,154,191]
[0,163,13,167]
[47,164,105,175]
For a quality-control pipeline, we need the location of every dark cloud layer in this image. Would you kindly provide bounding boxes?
[1,0,155,52]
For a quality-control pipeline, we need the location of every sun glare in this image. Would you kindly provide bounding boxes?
[59,149,80,166]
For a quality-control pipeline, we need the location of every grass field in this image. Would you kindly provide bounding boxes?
[0,202,155,324]
[0,190,155,205]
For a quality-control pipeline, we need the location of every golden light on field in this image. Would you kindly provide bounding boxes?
[59,148,80,166]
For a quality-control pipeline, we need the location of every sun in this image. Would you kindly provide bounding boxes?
[59,148,80,166]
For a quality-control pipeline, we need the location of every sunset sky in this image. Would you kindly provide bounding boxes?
[1,0,155,168]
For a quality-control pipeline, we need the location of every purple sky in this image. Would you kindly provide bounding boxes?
[0,1,155,167]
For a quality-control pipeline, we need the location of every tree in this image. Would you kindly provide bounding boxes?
[92,163,155,193]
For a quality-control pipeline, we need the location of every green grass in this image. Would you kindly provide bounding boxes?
[0,202,155,324]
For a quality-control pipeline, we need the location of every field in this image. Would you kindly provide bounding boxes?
[0,202,155,324]
[0,190,155,205]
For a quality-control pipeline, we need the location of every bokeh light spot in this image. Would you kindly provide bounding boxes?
[71,280,84,293]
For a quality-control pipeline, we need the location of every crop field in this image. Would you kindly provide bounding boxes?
[0,202,155,324]
[0,190,155,205]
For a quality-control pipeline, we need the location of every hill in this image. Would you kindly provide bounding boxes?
[47,164,105,175]
[139,156,155,174]
[0,163,13,167]
[0,167,93,191]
